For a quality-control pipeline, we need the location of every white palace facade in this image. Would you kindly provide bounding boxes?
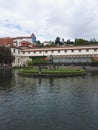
[0,34,98,66]
[11,44,98,66]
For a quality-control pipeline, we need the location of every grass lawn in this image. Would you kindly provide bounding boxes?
[19,67,85,74]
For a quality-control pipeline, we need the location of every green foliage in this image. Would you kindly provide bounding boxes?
[27,56,48,66]
[74,38,88,45]
[19,68,38,73]
[19,68,85,74]
[27,60,33,66]
[55,37,61,45]
[74,38,98,45]
[0,46,14,64]
[32,59,47,65]
[35,40,42,47]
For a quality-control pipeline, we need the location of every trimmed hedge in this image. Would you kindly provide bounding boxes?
[19,68,85,74]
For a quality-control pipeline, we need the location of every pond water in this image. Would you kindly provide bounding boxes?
[0,69,98,130]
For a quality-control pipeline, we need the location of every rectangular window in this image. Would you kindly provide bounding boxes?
[51,50,54,53]
[14,49,15,53]
[79,49,81,52]
[34,51,36,54]
[23,52,25,54]
[94,49,97,52]
[18,58,20,63]
[18,50,20,54]
[58,50,60,53]
[71,50,74,52]
[86,49,89,52]
[64,50,67,52]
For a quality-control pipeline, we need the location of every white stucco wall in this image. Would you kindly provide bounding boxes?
[11,45,98,66]
[21,47,98,57]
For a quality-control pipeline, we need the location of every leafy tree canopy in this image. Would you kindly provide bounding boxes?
[0,46,14,65]
[74,38,98,45]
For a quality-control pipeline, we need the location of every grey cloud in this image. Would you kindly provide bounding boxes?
[0,0,98,41]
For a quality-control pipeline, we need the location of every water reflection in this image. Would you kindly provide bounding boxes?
[0,68,13,90]
[0,68,12,78]
[0,70,98,130]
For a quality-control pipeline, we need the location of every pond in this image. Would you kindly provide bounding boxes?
[0,69,98,130]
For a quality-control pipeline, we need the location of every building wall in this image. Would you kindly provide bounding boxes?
[21,47,98,57]
[13,37,33,47]
[11,46,98,66]
[53,57,91,64]
[11,47,30,67]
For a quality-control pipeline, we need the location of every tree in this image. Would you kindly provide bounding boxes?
[66,39,70,44]
[90,38,97,44]
[36,40,42,47]
[0,46,14,65]
[27,56,48,66]
[55,37,61,45]
[74,38,88,45]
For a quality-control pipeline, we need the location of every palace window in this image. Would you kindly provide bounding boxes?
[18,58,20,63]
[86,49,89,52]
[18,50,20,54]
[16,43,18,46]
[94,49,97,52]
[14,49,15,53]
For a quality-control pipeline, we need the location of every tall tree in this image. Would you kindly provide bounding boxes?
[0,46,14,65]
[74,38,88,45]
[55,37,61,45]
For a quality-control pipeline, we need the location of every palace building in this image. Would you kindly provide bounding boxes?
[0,34,98,66]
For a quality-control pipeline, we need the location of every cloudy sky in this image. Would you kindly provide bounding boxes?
[0,0,98,42]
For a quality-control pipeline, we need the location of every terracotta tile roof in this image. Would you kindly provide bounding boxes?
[22,45,98,52]
[20,41,32,46]
[0,37,13,46]
[13,36,31,39]
[13,33,35,39]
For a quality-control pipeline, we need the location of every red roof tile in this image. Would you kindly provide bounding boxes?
[20,41,31,46]
[0,37,13,46]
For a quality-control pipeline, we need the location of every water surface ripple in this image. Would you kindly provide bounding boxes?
[0,70,98,130]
